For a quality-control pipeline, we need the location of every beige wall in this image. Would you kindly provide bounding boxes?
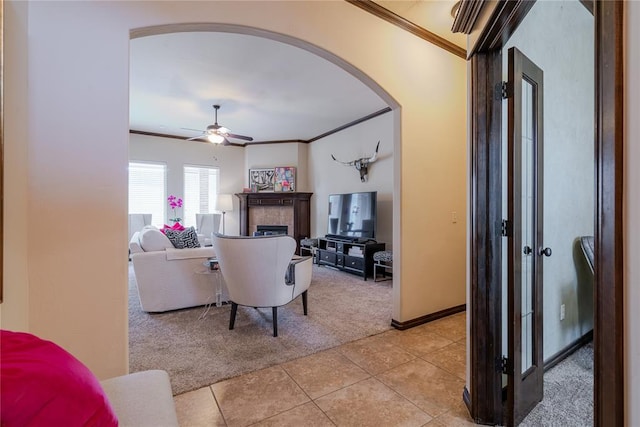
[625,2,639,424]
[2,0,466,379]
[1,0,29,330]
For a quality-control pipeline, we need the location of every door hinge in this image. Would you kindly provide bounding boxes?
[500,81,511,99]
[501,219,511,237]
[498,356,510,374]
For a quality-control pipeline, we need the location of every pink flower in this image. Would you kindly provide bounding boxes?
[167,195,183,222]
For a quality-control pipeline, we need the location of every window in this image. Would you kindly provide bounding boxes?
[128,162,166,227]
[183,166,220,227]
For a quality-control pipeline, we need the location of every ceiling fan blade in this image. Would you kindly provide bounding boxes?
[181,127,206,133]
[226,132,254,142]
[186,135,205,141]
[222,138,245,147]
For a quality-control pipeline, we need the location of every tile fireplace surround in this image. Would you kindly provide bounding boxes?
[236,192,313,252]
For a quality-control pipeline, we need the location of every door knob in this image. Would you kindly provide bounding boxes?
[538,247,552,257]
[523,246,532,255]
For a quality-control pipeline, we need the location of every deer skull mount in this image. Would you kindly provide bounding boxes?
[331,141,380,182]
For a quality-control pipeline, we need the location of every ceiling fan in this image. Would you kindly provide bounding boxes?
[184,104,254,145]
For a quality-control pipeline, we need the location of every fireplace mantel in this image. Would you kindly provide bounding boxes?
[235,192,313,251]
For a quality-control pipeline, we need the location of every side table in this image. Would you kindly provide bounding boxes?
[195,258,224,319]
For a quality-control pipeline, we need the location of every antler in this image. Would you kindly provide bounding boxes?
[366,141,380,163]
[330,141,381,182]
[330,154,356,166]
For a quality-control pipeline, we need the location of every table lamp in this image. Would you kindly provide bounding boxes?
[215,194,234,235]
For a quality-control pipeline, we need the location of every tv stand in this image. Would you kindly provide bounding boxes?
[317,236,385,281]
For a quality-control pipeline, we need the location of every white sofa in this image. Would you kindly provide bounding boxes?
[129,227,229,312]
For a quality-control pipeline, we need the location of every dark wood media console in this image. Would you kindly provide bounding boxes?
[317,237,385,281]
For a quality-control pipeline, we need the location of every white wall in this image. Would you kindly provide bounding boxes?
[2,0,466,379]
[245,142,308,191]
[129,134,245,235]
[501,0,595,359]
[309,112,394,249]
[625,2,640,424]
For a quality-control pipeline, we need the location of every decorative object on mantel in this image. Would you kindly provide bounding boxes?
[214,194,234,234]
[274,167,296,192]
[249,168,275,192]
[331,141,380,182]
[167,195,183,223]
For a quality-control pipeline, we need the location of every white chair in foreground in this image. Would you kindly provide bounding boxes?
[196,213,222,246]
[212,233,312,337]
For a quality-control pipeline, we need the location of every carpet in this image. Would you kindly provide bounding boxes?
[128,263,393,395]
[521,342,594,426]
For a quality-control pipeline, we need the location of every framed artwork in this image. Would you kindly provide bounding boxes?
[274,167,296,192]
[249,168,275,192]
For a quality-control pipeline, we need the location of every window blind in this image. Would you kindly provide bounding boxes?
[128,162,166,227]
[183,166,220,227]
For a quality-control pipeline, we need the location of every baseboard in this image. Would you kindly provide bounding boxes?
[544,329,593,371]
[462,386,472,416]
[391,304,466,330]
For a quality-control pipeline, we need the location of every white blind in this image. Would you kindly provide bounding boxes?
[183,166,219,227]
[128,162,166,227]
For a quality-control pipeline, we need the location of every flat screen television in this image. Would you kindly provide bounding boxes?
[327,191,377,241]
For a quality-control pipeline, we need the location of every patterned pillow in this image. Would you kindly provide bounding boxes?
[165,226,201,249]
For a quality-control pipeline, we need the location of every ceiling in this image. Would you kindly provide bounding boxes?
[129,1,462,145]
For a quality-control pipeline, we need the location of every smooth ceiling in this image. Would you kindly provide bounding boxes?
[129,1,462,144]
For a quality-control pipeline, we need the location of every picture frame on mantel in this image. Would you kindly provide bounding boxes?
[249,168,275,192]
[274,166,296,192]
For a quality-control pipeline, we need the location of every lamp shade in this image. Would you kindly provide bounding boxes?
[214,194,234,213]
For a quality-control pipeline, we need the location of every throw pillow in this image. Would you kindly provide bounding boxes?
[165,226,201,249]
[0,329,118,427]
[139,227,174,252]
[160,222,185,234]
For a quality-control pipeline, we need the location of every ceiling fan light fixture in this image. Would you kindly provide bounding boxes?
[207,134,225,144]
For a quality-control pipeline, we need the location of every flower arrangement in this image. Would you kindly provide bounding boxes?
[167,195,183,223]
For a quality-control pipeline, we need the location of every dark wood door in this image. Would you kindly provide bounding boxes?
[506,47,546,425]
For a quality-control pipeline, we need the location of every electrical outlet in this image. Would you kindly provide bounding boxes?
[560,304,566,321]
[452,211,458,223]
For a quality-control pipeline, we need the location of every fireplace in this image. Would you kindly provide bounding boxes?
[254,225,288,236]
[236,192,312,252]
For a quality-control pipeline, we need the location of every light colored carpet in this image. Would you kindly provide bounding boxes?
[520,342,594,426]
[128,263,393,395]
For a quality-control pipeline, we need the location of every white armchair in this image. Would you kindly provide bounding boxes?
[212,233,313,337]
[128,213,152,241]
[196,213,222,246]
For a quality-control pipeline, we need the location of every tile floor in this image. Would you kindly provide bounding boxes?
[173,312,476,427]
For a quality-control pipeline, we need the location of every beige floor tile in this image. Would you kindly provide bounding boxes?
[420,313,467,342]
[378,329,453,357]
[337,333,416,375]
[174,386,226,427]
[315,377,432,427]
[211,366,309,427]
[426,399,477,426]
[281,349,370,399]
[378,358,466,418]
[421,341,466,380]
[252,402,335,427]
